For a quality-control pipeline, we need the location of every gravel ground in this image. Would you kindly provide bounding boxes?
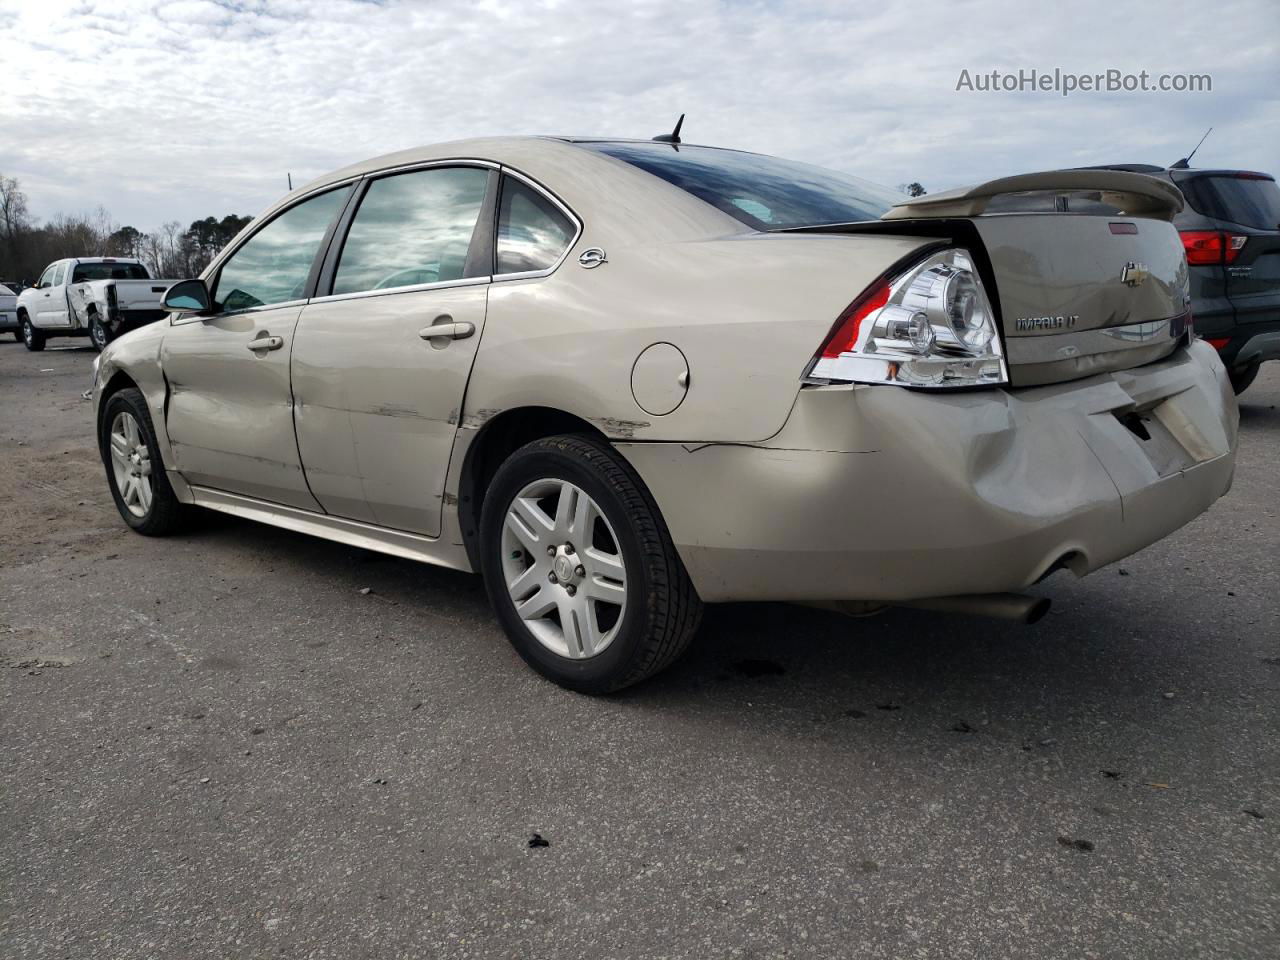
[1,340,1277,959]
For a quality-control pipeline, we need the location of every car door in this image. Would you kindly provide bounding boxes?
[160,185,351,509]
[290,164,496,536]
[36,262,70,326]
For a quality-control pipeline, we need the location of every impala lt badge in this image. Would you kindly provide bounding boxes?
[1121,261,1150,287]
[1014,314,1079,332]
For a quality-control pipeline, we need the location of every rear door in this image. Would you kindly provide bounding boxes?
[291,164,496,535]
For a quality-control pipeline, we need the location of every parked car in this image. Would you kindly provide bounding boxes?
[91,136,1238,692]
[1086,164,1280,394]
[0,283,18,340]
[16,257,178,351]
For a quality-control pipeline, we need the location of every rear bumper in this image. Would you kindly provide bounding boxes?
[619,340,1238,604]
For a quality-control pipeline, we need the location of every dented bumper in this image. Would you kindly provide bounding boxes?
[618,339,1238,604]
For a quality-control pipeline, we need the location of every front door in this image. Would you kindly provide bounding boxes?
[160,186,351,509]
[290,165,494,536]
[36,262,70,327]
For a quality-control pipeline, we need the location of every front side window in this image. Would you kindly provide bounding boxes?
[37,265,56,289]
[332,166,489,296]
[583,141,901,230]
[213,187,348,312]
[496,177,576,274]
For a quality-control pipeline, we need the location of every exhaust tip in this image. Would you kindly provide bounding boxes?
[1023,596,1052,625]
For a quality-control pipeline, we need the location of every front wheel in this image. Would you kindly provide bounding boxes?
[480,435,702,693]
[88,312,113,352]
[99,387,191,535]
[21,317,45,351]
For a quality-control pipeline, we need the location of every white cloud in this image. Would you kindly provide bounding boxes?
[0,0,1275,229]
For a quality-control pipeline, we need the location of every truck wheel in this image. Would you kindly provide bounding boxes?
[21,317,45,352]
[1229,361,1260,396]
[99,387,191,535]
[480,434,702,693]
[88,312,112,352]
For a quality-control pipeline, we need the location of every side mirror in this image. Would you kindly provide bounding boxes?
[163,279,213,314]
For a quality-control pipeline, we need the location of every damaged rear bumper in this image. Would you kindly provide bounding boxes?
[618,340,1238,604]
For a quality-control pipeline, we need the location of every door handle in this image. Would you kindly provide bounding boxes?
[418,320,475,342]
[247,335,284,352]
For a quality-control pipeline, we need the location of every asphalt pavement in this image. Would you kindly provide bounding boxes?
[1,339,1277,959]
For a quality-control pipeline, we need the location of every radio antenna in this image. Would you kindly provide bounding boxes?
[652,114,685,145]
[1172,127,1212,169]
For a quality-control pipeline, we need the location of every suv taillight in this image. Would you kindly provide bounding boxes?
[1179,230,1247,265]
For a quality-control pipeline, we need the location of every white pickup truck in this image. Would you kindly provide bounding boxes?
[16,257,179,352]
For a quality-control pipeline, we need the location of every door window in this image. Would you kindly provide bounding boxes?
[51,263,67,286]
[213,187,348,312]
[332,166,489,296]
[496,177,576,274]
[36,265,56,289]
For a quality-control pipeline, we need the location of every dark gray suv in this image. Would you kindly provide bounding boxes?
[1092,164,1280,394]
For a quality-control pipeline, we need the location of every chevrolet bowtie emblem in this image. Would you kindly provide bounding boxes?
[1121,261,1150,287]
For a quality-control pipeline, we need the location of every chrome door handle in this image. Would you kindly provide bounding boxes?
[418,321,475,342]
[247,335,284,352]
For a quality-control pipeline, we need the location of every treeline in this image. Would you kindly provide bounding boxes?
[0,174,251,284]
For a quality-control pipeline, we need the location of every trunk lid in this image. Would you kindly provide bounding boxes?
[110,278,172,312]
[884,169,1192,387]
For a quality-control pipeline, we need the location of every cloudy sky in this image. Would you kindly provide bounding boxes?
[2,0,1276,230]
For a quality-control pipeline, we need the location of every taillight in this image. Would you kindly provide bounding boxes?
[1206,337,1230,351]
[1179,230,1247,265]
[820,282,890,358]
[809,248,1008,389]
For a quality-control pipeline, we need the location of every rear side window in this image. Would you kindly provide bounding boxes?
[333,166,489,296]
[72,262,150,282]
[583,142,901,230]
[214,187,348,312]
[1177,175,1280,231]
[496,177,576,274]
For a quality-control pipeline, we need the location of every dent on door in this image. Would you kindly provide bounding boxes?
[162,308,321,510]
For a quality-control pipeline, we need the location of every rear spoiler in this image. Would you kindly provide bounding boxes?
[883,169,1184,221]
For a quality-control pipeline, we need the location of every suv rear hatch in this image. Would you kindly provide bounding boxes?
[883,170,1191,387]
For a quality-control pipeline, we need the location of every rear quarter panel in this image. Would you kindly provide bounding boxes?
[467,232,936,443]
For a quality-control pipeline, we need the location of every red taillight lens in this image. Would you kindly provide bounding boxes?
[1206,337,1230,351]
[1179,230,1247,265]
[820,281,891,358]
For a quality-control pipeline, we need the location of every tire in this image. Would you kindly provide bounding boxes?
[99,387,191,535]
[20,316,45,352]
[88,312,112,352]
[1228,361,1260,396]
[480,434,702,693]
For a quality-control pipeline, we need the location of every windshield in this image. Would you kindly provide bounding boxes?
[71,262,151,282]
[583,142,900,230]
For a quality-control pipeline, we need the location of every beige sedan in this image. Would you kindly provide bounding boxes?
[92,135,1238,691]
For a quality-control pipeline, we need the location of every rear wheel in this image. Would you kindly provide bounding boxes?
[88,312,112,352]
[20,317,45,351]
[480,435,702,693]
[1229,361,1260,396]
[100,387,190,535]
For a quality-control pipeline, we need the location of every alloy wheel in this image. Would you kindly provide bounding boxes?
[109,411,153,517]
[500,477,628,659]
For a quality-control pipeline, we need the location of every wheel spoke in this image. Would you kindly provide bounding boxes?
[584,546,625,582]
[507,558,546,599]
[508,495,554,548]
[559,595,586,657]
[137,477,153,513]
[569,488,595,543]
[553,482,578,537]
[123,416,139,446]
[583,574,627,605]
[514,584,557,621]
[110,432,130,466]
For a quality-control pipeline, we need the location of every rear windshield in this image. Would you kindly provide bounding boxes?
[583,142,900,230]
[1176,174,1280,231]
[71,262,150,282]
